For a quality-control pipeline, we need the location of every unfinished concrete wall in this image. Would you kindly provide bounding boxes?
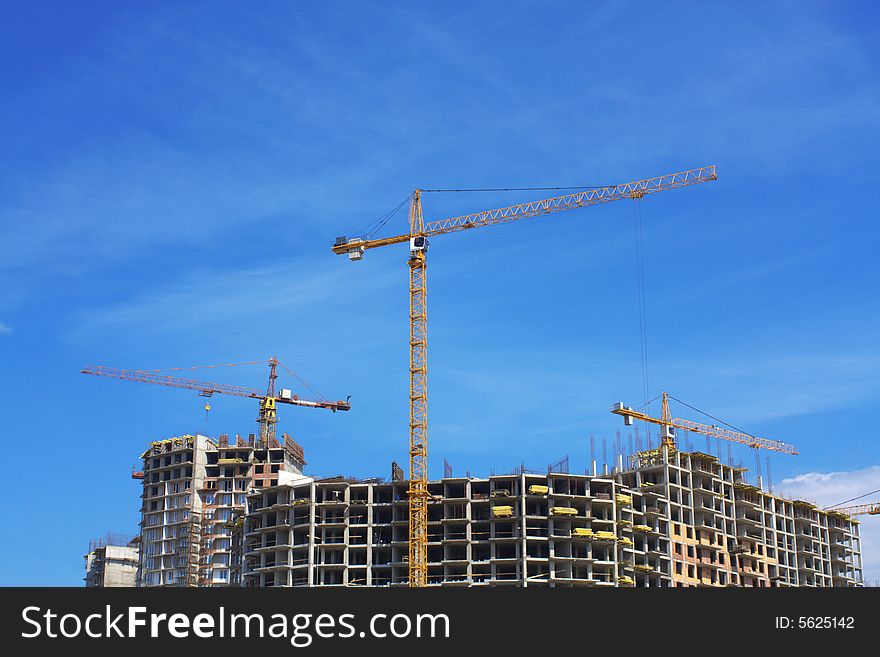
[84,543,138,587]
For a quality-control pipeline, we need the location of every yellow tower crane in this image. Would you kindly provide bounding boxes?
[82,357,351,448]
[830,503,880,518]
[611,391,799,454]
[332,166,718,586]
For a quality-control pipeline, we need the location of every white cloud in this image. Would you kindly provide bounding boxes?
[0,322,12,335]
[666,354,880,424]
[779,465,880,583]
[68,254,396,341]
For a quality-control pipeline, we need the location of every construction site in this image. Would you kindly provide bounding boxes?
[81,167,875,588]
[120,404,867,589]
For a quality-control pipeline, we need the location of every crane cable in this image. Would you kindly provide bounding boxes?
[138,359,331,404]
[632,197,652,440]
[355,184,611,239]
[635,392,662,412]
[666,393,760,439]
[825,488,880,510]
[278,361,330,404]
[352,193,412,240]
[421,184,611,193]
[142,360,268,373]
[666,393,784,487]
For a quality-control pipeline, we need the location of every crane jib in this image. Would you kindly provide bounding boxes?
[332,166,717,255]
[81,365,350,412]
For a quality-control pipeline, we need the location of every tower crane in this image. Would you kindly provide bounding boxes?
[829,503,880,518]
[611,391,798,454]
[82,357,351,448]
[332,166,718,586]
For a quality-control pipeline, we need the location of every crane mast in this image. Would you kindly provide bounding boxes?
[407,191,429,585]
[333,166,718,586]
[258,357,280,447]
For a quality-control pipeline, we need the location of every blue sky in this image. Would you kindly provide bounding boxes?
[1,1,878,585]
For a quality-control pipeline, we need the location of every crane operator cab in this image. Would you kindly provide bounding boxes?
[410,236,429,255]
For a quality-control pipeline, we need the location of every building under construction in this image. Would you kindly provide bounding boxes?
[137,432,306,587]
[239,446,863,588]
[84,534,139,587]
[126,430,864,588]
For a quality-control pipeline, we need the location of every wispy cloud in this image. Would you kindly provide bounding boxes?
[778,465,880,582]
[780,466,880,508]
[0,133,335,273]
[443,344,880,419]
[0,322,12,335]
[662,252,816,307]
[68,254,399,345]
[653,353,880,424]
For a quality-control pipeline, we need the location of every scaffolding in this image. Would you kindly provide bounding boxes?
[177,510,202,588]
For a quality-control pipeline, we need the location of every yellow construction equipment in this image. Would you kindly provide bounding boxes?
[550,506,578,516]
[617,575,635,585]
[492,505,514,518]
[223,515,244,530]
[140,435,194,457]
[611,391,798,454]
[632,524,654,533]
[83,357,350,448]
[333,167,718,586]
[528,484,549,495]
[593,531,617,541]
[618,537,634,546]
[829,503,880,518]
[572,528,595,538]
[615,494,633,506]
